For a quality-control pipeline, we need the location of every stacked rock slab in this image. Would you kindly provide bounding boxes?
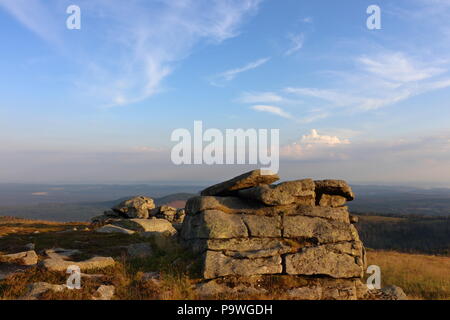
[181,170,367,299]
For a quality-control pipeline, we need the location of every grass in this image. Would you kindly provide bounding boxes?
[366,249,450,300]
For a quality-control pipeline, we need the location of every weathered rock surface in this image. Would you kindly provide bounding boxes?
[381,285,408,300]
[112,196,155,219]
[96,224,136,235]
[42,256,115,272]
[0,250,38,266]
[150,206,185,223]
[200,169,279,196]
[203,251,282,279]
[283,216,359,243]
[180,172,389,299]
[92,285,115,300]
[315,180,354,201]
[238,179,315,206]
[186,196,349,222]
[112,219,176,236]
[318,194,347,207]
[285,244,364,278]
[21,282,67,300]
[181,210,248,240]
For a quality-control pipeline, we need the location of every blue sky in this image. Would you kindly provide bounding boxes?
[1,0,450,185]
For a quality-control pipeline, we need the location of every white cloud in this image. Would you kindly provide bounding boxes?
[285,33,305,56]
[357,53,445,83]
[280,129,350,160]
[284,52,450,111]
[237,91,284,103]
[251,105,292,119]
[301,129,350,145]
[0,0,262,107]
[211,57,270,85]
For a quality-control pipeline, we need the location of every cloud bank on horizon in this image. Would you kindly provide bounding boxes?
[0,0,449,185]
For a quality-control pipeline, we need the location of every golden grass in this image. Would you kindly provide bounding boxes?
[366,250,450,300]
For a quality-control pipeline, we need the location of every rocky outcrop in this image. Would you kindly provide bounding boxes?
[91,196,182,240]
[112,196,155,219]
[181,170,367,300]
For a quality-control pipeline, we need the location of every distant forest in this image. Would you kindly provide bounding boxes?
[355,213,450,255]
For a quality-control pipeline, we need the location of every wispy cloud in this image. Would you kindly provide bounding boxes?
[211,57,270,86]
[285,52,450,111]
[0,0,262,107]
[237,91,284,103]
[251,105,292,119]
[285,33,305,56]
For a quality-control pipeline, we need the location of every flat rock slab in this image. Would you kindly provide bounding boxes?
[187,238,293,258]
[45,248,81,260]
[112,219,177,236]
[96,224,136,235]
[42,256,115,272]
[238,179,315,206]
[315,180,354,201]
[200,169,279,196]
[0,250,38,266]
[203,250,282,279]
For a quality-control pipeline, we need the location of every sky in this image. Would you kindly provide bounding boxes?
[0,0,450,186]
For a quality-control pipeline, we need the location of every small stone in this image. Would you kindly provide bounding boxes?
[381,285,408,300]
[92,285,115,300]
